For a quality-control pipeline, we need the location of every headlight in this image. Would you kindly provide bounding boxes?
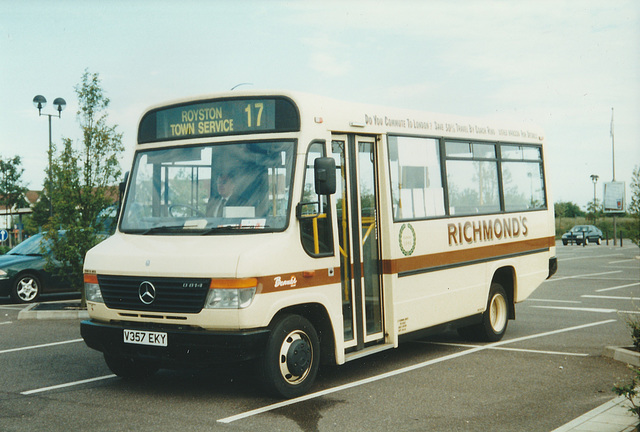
[84,273,104,303]
[204,278,257,309]
[204,288,256,309]
[0,269,8,279]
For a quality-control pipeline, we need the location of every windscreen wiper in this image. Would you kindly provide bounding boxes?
[141,225,186,235]
[200,226,245,235]
[201,224,271,235]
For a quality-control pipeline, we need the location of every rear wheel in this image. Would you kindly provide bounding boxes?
[104,354,159,379]
[484,283,509,341]
[458,282,509,342]
[258,314,319,398]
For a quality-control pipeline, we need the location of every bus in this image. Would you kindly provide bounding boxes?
[81,91,557,398]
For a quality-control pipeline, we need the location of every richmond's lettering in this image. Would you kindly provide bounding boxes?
[448,216,528,246]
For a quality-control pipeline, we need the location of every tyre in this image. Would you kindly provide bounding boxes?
[104,354,159,379]
[11,273,41,303]
[562,240,568,246]
[458,282,509,342]
[258,314,320,398]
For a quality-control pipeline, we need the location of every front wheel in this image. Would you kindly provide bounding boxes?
[258,314,320,398]
[11,273,41,303]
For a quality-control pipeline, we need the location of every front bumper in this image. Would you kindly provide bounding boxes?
[81,319,270,367]
[0,279,10,297]
[562,234,591,244]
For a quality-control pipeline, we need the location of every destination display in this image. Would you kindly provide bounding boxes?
[138,97,299,143]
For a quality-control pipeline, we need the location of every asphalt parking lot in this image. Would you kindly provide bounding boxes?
[1,241,638,432]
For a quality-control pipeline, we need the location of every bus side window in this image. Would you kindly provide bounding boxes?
[445,141,500,215]
[388,136,445,220]
[501,145,546,211]
[299,142,334,256]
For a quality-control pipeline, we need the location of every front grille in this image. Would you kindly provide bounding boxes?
[98,275,210,314]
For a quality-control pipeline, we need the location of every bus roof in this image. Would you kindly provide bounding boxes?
[137,90,545,146]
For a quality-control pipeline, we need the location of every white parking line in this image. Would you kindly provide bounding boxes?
[526,298,582,304]
[219,345,488,424]
[530,306,618,313]
[582,295,640,301]
[21,375,116,395]
[608,259,638,264]
[0,338,83,355]
[545,271,621,282]
[426,341,589,357]
[0,321,12,325]
[216,319,615,424]
[596,282,640,293]
[620,310,640,315]
[559,254,624,262]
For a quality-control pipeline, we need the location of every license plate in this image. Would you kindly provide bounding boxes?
[123,329,167,347]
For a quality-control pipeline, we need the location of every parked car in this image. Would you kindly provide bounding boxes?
[561,225,603,246]
[0,233,75,303]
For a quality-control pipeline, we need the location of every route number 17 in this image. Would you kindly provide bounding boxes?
[245,103,264,127]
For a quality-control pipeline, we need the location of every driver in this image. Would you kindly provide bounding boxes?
[206,172,246,217]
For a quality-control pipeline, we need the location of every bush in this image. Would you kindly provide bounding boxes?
[612,366,640,419]
[629,316,640,352]
[612,313,640,419]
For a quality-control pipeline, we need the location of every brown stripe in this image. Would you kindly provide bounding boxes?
[382,236,554,275]
[258,267,342,294]
[257,236,554,293]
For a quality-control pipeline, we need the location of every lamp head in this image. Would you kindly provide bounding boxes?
[33,95,47,115]
[53,97,66,117]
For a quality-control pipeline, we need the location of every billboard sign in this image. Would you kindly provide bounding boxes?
[603,181,625,213]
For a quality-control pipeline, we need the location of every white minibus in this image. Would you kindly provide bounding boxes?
[81,91,557,398]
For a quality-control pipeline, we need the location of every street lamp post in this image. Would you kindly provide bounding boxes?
[590,174,599,225]
[33,95,66,216]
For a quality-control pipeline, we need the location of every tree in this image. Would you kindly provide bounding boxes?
[26,193,51,233]
[0,155,28,246]
[586,199,601,225]
[554,201,583,219]
[44,70,124,302]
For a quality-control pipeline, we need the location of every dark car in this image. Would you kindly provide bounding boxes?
[0,233,74,303]
[561,225,603,246]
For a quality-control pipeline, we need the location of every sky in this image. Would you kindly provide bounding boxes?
[1,0,639,210]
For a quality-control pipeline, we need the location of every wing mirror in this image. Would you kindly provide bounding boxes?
[314,157,336,195]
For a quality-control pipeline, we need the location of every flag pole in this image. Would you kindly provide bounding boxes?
[610,107,617,245]
[611,107,615,182]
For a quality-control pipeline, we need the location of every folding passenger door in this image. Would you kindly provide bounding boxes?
[331,135,384,352]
